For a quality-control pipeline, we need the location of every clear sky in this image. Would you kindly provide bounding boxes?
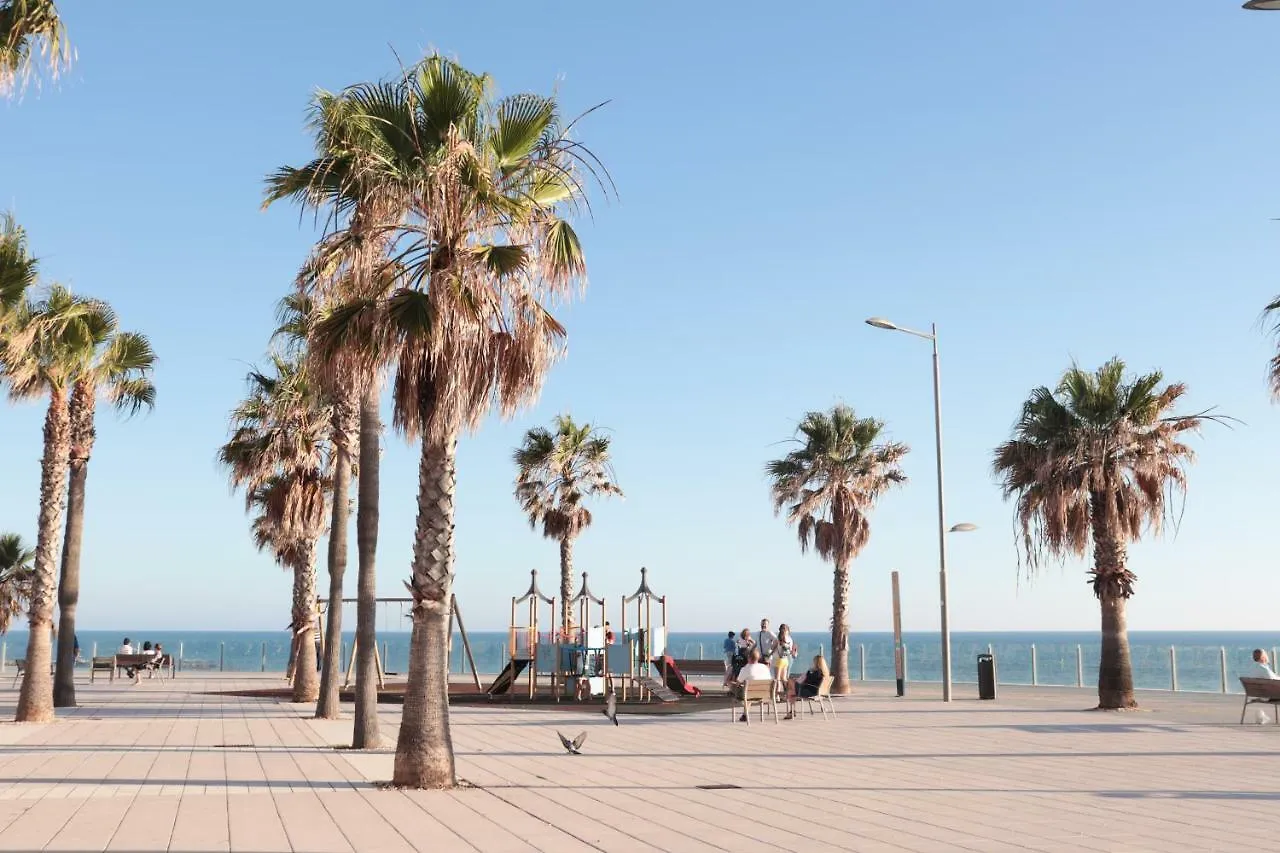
[2,1,1278,636]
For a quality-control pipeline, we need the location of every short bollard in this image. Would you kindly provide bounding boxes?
[977,653,997,700]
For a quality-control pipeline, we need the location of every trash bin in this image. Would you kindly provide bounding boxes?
[977,654,997,700]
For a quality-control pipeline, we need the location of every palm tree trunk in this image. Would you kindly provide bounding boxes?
[1089,492,1137,710]
[17,390,71,723]
[352,378,382,748]
[830,559,852,694]
[316,392,355,720]
[392,434,457,789]
[559,536,574,632]
[291,541,319,704]
[53,381,93,709]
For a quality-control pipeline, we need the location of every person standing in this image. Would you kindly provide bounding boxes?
[722,631,737,684]
[772,623,796,692]
[757,619,777,666]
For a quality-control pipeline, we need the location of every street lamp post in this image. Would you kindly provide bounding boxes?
[865,317,956,701]
[1243,2,1280,10]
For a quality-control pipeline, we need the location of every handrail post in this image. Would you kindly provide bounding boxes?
[178,641,183,673]
[859,643,866,681]
[219,641,225,673]
[1220,647,1227,693]
[1031,644,1038,686]
[260,641,267,672]
[1170,646,1178,692]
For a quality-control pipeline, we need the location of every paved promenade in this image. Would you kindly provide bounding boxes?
[0,673,1276,852]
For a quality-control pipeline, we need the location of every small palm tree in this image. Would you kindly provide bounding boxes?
[53,306,156,708]
[0,0,71,97]
[0,284,99,722]
[992,358,1208,710]
[766,405,909,695]
[514,415,622,629]
[0,533,34,634]
[219,355,330,703]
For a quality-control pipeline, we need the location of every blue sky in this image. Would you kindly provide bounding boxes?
[2,1,1278,635]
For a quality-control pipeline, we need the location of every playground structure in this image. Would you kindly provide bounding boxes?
[487,567,700,703]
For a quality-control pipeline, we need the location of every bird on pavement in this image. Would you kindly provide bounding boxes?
[558,731,588,755]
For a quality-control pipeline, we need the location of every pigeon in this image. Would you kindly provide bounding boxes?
[558,731,588,755]
[602,691,619,726]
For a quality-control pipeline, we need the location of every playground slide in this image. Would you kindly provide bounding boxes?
[485,658,530,696]
[651,656,702,698]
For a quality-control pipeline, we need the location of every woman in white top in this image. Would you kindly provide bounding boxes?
[771,624,796,693]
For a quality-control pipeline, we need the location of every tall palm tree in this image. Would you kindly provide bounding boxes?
[0,285,99,722]
[218,356,330,703]
[264,85,413,741]
[312,55,602,788]
[0,0,71,97]
[992,358,1207,710]
[0,533,34,634]
[765,405,909,695]
[53,309,156,707]
[271,292,355,719]
[513,415,622,630]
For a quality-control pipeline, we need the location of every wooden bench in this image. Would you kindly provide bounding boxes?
[112,653,174,680]
[670,658,726,677]
[1239,677,1280,724]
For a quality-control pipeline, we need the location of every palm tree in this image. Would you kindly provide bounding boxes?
[271,292,355,720]
[53,308,156,707]
[264,85,412,742]
[0,533,34,634]
[992,358,1207,710]
[0,0,71,97]
[218,355,330,703]
[311,55,602,788]
[1,214,39,316]
[0,284,99,722]
[513,415,622,630]
[765,405,909,695]
[1263,296,1280,399]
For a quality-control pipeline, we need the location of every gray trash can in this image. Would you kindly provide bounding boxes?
[977,654,996,700]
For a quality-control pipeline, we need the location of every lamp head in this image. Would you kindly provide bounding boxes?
[1244,1,1280,8]
[865,317,900,331]
[949,523,978,533]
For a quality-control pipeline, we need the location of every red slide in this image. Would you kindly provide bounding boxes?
[651,656,702,697]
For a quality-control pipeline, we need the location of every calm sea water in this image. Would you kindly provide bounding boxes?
[4,629,1276,695]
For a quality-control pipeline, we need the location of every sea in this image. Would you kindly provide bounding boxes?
[3,629,1276,695]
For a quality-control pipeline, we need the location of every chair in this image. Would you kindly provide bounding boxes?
[11,659,25,687]
[798,675,837,719]
[90,656,116,683]
[733,679,778,725]
[1239,677,1280,724]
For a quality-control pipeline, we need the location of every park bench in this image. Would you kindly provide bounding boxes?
[670,658,725,677]
[89,656,116,682]
[112,653,175,680]
[1239,677,1280,724]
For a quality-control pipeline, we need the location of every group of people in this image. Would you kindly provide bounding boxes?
[118,637,166,684]
[723,618,829,721]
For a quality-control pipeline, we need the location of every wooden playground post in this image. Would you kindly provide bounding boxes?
[451,594,482,691]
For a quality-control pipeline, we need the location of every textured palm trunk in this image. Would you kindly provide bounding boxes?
[54,382,94,708]
[316,392,356,719]
[1090,491,1137,710]
[17,390,72,723]
[291,539,319,704]
[351,378,382,748]
[830,559,852,694]
[559,536,574,632]
[392,434,457,789]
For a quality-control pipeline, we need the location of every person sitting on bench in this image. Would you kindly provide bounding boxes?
[734,648,771,721]
[1250,649,1279,679]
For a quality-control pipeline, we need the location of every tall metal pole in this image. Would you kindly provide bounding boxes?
[931,324,952,702]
